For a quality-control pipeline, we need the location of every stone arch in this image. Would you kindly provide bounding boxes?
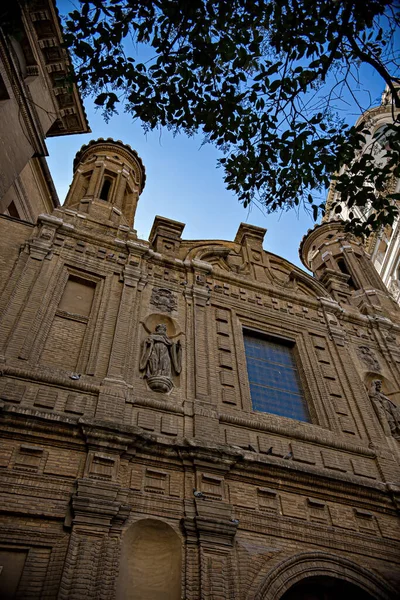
[116,518,182,600]
[251,551,396,600]
[141,313,182,339]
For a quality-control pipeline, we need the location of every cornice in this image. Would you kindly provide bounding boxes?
[0,403,394,507]
[24,0,90,135]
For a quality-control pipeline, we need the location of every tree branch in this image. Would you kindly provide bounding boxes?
[348,34,400,108]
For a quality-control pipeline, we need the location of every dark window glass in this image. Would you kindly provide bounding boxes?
[6,201,20,219]
[100,178,112,201]
[337,258,357,290]
[244,331,310,422]
[0,72,10,100]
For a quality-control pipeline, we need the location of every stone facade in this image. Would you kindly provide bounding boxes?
[0,138,400,599]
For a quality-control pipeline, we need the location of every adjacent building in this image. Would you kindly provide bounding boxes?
[0,0,89,221]
[0,136,399,599]
[324,87,400,304]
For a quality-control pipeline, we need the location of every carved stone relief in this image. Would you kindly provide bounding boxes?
[39,226,56,242]
[139,323,182,393]
[150,287,177,313]
[357,346,380,371]
[226,251,250,274]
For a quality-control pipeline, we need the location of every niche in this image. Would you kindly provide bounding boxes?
[116,519,182,600]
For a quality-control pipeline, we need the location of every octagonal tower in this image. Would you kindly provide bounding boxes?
[300,222,398,317]
[64,138,146,228]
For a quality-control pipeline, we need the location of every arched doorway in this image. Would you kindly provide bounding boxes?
[281,575,377,600]
[251,552,396,600]
[116,519,182,600]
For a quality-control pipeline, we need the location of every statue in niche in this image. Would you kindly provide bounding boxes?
[369,379,400,440]
[139,324,181,393]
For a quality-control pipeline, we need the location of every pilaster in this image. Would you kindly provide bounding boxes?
[183,499,239,600]
[59,478,130,600]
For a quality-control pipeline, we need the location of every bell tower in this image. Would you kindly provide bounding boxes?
[64,138,146,228]
[300,222,399,317]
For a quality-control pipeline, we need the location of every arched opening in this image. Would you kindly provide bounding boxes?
[116,519,182,600]
[99,177,113,201]
[281,575,376,600]
[252,551,396,600]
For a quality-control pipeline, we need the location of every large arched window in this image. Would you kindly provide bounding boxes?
[252,552,396,600]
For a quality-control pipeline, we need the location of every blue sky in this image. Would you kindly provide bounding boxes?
[49,1,388,271]
[47,99,317,269]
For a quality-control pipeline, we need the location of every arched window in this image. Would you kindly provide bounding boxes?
[99,177,113,201]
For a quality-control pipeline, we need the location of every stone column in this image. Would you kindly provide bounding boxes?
[182,500,201,600]
[92,163,105,199]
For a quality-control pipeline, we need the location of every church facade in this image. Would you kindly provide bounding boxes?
[0,137,399,599]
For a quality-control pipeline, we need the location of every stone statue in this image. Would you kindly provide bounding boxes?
[369,379,400,440]
[139,324,181,393]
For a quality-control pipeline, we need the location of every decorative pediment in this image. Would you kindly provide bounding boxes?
[186,244,249,273]
[267,257,331,298]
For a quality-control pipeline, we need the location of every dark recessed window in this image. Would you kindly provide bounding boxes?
[99,178,112,201]
[244,330,310,422]
[337,258,357,290]
[0,72,10,101]
[6,201,20,219]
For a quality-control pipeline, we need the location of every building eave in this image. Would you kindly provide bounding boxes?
[24,0,90,136]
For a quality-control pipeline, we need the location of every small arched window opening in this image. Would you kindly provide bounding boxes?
[100,177,113,201]
[337,258,357,290]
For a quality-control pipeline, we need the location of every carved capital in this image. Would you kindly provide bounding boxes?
[183,499,238,548]
[70,478,131,529]
[121,263,143,287]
